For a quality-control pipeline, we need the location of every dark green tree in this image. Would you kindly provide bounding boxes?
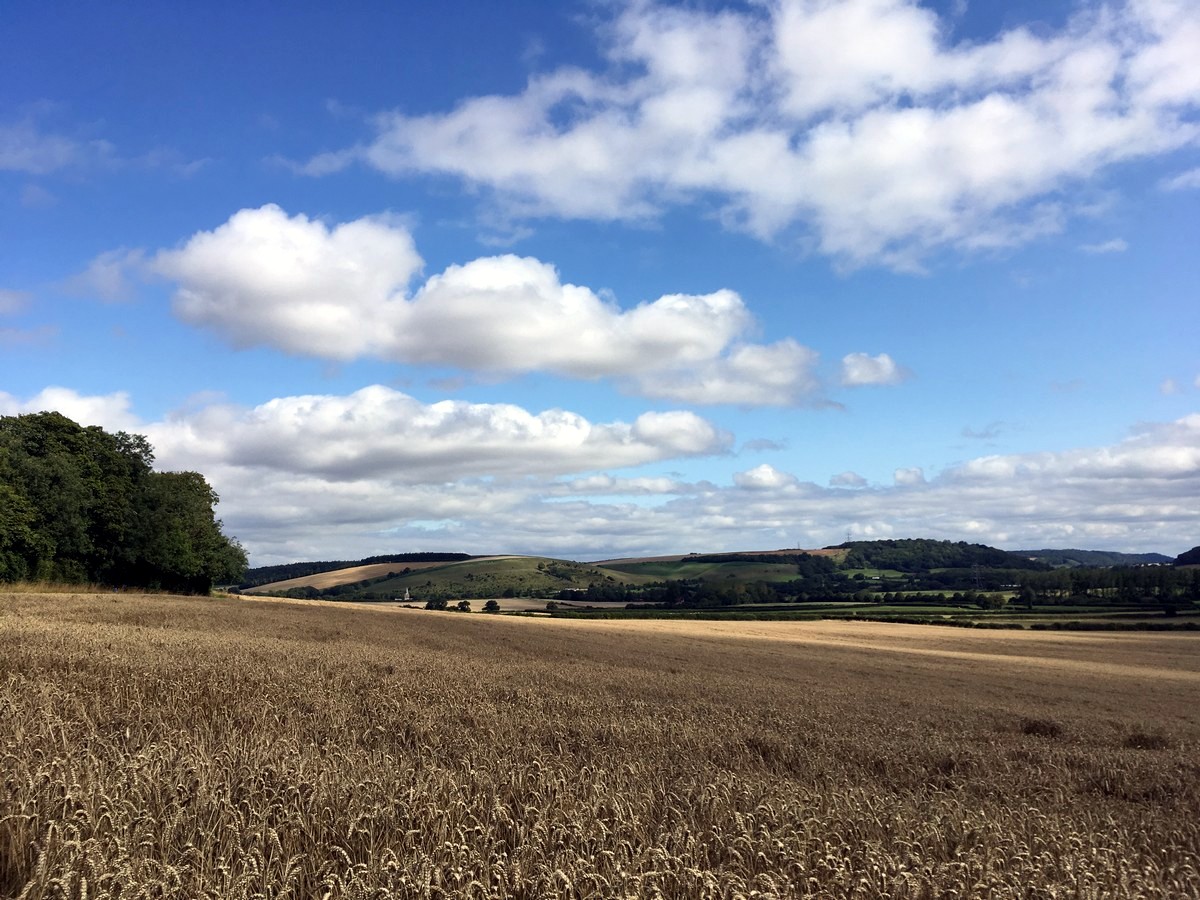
[0,412,245,592]
[134,471,246,593]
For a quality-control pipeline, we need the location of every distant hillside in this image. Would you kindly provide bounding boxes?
[1176,546,1200,567]
[1018,549,1174,568]
[825,539,1047,572]
[239,553,473,589]
[234,540,1200,610]
[242,560,460,595]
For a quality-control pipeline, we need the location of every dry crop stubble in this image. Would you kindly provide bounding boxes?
[2,590,1198,899]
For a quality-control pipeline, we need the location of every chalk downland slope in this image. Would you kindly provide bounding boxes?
[242,560,452,594]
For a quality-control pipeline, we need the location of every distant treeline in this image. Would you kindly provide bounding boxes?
[686,552,838,576]
[0,412,245,593]
[556,566,1200,612]
[828,539,1048,572]
[239,553,472,589]
[1018,548,1174,567]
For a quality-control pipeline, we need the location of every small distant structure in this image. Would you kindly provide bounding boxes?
[403,588,411,602]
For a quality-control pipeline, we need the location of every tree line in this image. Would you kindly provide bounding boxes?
[0,412,246,593]
[833,539,1048,572]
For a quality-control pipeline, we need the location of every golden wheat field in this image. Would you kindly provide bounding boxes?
[2,591,1198,899]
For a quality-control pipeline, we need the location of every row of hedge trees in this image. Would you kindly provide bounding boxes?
[0,412,246,593]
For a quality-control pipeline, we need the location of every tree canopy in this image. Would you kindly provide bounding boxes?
[831,539,1048,572]
[0,412,245,593]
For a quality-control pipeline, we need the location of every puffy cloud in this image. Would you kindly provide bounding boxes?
[734,464,799,490]
[398,256,748,378]
[0,386,140,431]
[299,1,1200,269]
[142,384,730,484]
[153,205,423,361]
[637,340,821,406]
[150,205,846,406]
[556,474,698,497]
[1161,377,1181,395]
[7,387,1198,562]
[226,410,1200,561]
[893,467,927,486]
[840,352,907,387]
[138,386,730,561]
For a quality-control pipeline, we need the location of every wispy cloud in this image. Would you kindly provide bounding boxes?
[68,248,147,301]
[1079,238,1128,254]
[830,471,868,488]
[0,289,54,346]
[962,421,1006,440]
[20,184,57,209]
[0,118,107,174]
[0,289,31,315]
[1160,167,1200,191]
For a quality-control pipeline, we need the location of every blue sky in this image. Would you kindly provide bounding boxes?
[2,0,1198,565]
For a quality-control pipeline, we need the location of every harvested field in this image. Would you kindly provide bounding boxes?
[2,590,1198,898]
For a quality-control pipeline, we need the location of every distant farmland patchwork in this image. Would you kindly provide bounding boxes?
[237,543,1200,628]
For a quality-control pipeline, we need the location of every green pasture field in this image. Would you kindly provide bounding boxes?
[361,555,652,598]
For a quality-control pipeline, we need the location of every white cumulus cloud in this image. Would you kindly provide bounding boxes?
[894,467,927,486]
[297,0,1200,269]
[153,205,423,361]
[734,464,799,490]
[841,352,907,387]
[149,205,861,407]
[143,384,730,483]
[8,387,1198,562]
[0,387,140,431]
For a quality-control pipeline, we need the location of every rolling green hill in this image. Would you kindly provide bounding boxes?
[239,541,1190,614]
